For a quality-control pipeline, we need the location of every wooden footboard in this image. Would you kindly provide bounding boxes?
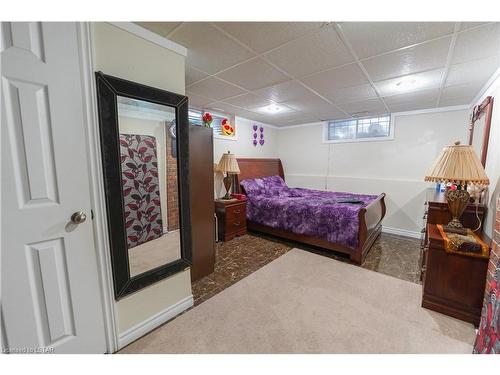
[247,193,386,265]
[350,193,386,264]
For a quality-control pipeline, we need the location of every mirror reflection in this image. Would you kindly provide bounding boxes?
[117,96,181,277]
[471,114,486,161]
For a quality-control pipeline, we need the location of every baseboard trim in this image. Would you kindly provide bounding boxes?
[117,295,194,350]
[382,226,421,239]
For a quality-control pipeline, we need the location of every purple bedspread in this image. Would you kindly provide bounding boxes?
[240,175,378,249]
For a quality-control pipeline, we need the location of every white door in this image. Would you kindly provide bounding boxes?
[1,22,107,353]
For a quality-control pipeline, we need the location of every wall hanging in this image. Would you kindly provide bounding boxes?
[119,133,163,249]
[252,124,264,146]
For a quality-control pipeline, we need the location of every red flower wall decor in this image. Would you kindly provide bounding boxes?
[202,112,213,128]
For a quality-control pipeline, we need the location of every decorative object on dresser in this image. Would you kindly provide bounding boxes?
[424,141,489,234]
[215,198,247,242]
[420,188,487,281]
[422,224,489,325]
[189,125,215,281]
[217,151,241,199]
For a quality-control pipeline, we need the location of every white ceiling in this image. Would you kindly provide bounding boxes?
[137,22,500,127]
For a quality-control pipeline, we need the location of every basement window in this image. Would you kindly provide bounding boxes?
[323,115,393,143]
[189,108,237,140]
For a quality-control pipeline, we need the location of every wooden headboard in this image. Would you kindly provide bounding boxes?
[235,158,284,193]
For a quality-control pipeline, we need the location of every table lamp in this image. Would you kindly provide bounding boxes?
[425,141,489,233]
[217,151,240,199]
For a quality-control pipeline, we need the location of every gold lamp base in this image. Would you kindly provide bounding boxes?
[222,174,232,200]
[443,188,470,235]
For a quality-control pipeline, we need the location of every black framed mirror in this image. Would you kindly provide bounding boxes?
[95,72,191,299]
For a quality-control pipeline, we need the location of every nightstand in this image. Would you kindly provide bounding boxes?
[421,224,489,325]
[419,188,486,281]
[215,198,247,242]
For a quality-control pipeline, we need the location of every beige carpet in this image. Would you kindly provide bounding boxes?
[120,248,476,353]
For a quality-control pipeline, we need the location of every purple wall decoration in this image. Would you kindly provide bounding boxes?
[252,124,265,147]
[120,133,163,249]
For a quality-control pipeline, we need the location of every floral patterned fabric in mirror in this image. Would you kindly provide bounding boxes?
[120,134,163,249]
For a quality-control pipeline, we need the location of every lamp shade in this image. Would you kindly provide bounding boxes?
[217,151,240,174]
[424,142,489,186]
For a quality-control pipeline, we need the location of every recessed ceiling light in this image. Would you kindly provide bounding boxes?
[265,104,282,113]
[396,78,417,88]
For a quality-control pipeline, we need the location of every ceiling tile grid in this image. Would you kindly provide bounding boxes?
[138,22,500,127]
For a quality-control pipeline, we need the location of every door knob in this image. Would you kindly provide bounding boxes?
[71,211,87,224]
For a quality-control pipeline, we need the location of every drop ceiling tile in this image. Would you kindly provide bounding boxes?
[439,82,483,106]
[281,114,322,126]
[186,65,209,85]
[452,23,500,64]
[308,107,347,121]
[264,24,355,78]
[384,88,440,112]
[446,56,499,87]
[214,22,323,53]
[215,58,289,91]
[362,36,451,81]
[206,102,294,124]
[374,68,444,97]
[323,84,378,104]
[252,80,319,103]
[459,22,489,31]
[186,77,246,101]
[301,63,369,95]
[186,91,215,108]
[282,95,335,112]
[388,102,436,112]
[341,22,455,59]
[223,93,273,110]
[337,98,388,116]
[169,22,255,74]
[135,22,182,37]
[204,101,244,116]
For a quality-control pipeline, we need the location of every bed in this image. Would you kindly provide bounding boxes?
[235,158,386,264]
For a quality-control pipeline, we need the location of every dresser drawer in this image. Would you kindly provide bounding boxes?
[225,203,244,219]
[225,206,246,231]
[215,199,247,241]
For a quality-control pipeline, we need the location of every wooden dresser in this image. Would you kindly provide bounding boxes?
[215,198,247,242]
[422,224,489,325]
[420,188,486,280]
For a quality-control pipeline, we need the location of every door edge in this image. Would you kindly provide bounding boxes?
[77,21,119,354]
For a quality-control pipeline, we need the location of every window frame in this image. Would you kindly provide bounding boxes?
[322,114,395,144]
[189,107,238,141]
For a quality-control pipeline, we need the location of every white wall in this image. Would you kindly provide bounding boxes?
[277,109,470,235]
[92,22,192,339]
[214,116,279,198]
[475,71,500,239]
